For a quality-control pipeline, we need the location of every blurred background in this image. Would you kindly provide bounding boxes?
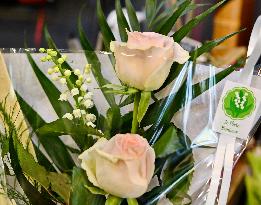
[0,0,261,67]
[0,1,260,204]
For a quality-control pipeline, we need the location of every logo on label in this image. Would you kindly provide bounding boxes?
[223,87,256,120]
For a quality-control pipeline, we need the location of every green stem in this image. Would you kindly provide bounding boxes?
[131,92,140,134]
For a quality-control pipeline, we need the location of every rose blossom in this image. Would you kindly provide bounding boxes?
[79,133,155,198]
[110,31,190,91]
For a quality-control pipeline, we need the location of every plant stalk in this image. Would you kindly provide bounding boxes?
[131,92,140,134]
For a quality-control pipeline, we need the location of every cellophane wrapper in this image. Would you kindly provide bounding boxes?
[1,48,260,205]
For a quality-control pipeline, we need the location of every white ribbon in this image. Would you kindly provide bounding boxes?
[206,15,261,205]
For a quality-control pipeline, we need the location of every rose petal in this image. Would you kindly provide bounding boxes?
[173,42,190,64]
[78,138,108,187]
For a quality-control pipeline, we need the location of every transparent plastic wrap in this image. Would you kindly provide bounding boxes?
[0,48,260,205]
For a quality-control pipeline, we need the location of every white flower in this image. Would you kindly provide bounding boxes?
[52,76,59,81]
[62,113,73,120]
[78,75,84,81]
[53,66,60,72]
[39,48,46,53]
[60,78,67,84]
[50,51,57,57]
[86,77,92,83]
[85,64,91,74]
[58,57,65,64]
[58,93,68,101]
[76,80,82,86]
[86,114,96,122]
[46,55,52,61]
[64,70,71,77]
[47,68,54,75]
[78,96,84,103]
[111,31,190,91]
[84,92,93,99]
[87,121,96,128]
[81,110,86,115]
[47,49,53,54]
[71,88,79,96]
[74,69,81,76]
[73,109,82,118]
[83,99,94,109]
[78,134,155,198]
[80,84,88,92]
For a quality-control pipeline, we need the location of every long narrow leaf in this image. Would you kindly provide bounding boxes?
[145,0,157,27]
[97,0,115,50]
[125,0,141,31]
[70,167,105,205]
[190,29,245,58]
[157,0,191,35]
[37,118,104,138]
[16,93,75,171]
[116,0,130,42]
[159,31,242,91]
[78,15,122,136]
[9,137,56,205]
[172,0,226,42]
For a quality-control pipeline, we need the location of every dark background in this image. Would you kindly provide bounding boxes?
[0,0,260,48]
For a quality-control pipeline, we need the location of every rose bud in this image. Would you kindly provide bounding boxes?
[111,31,190,91]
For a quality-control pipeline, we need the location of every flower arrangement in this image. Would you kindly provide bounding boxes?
[0,0,244,205]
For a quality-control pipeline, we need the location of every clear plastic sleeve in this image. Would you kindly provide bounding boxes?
[0,48,260,205]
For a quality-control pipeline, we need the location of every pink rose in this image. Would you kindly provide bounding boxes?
[110,31,190,91]
[79,134,155,198]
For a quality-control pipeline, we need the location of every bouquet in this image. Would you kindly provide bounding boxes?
[0,0,250,205]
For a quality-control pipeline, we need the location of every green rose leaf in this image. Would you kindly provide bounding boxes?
[37,118,104,138]
[105,195,123,205]
[127,198,139,205]
[84,185,107,196]
[153,125,184,158]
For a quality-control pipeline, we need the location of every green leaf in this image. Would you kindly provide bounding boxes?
[164,154,194,204]
[139,163,194,205]
[84,185,107,196]
[16,92,75,172]
[120,95,134,107]
[190,29,245,58]
[157,0,191,35]
[78,7,93,51]
[153,125,183,158]
[103,84,138,95]
[78,10,122,135]
[125,0,141,31]
[127,198,139,205]
[172,0,226,42]
[20,146,71,203]
[97,0,115,50]
[7,121,70,204]
[37,118,104,138]
[145,0,157,27]
[116,0,130,42]
[9,136,56,205]
[137,91,151,123]
[70,167,105,205]
[105,195,123,205]
[26,51,73,118]
[33,143,56,172]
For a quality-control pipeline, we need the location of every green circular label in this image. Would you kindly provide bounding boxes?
[223,87,256,120]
